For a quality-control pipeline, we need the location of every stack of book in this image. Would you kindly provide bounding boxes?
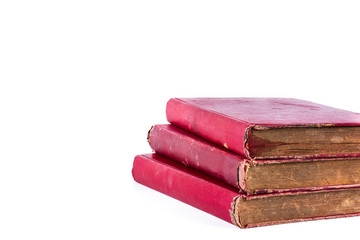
[132,98,360,228]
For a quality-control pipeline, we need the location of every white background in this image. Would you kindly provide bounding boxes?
[0,0,359,239]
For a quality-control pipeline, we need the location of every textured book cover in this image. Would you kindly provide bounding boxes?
[132,153,360,228]
[148,124,360,194]
[166,98,360,159]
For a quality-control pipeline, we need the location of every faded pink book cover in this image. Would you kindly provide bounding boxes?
[166,98,360,159]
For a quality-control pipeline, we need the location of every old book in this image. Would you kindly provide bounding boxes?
[166,98,360,159]
[132,153,360,228]
[148,124,360,194]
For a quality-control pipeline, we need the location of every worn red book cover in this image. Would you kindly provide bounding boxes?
[132,153,360,228]
[166,98,360,159]
[148,124,360,194]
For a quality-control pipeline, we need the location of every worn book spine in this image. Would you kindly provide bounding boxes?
[132,154,360,228]
[148,124,245,190]
[132,153,240,225]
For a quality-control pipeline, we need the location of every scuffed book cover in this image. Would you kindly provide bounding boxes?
[148,124,360,194]
[132,153,360,228]
[166,98,360,159]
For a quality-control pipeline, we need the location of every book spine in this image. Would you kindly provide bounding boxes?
[148,124,244,190]
[132,154,240,226]
[166,98,252,158]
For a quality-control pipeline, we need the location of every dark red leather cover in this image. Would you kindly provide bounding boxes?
[132,154,240,224]
[166,98,360,159]
[148,124,360,194]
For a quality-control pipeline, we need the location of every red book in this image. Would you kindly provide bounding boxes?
[166,98,360,159]
[148,124,360,194]
[132,153,360,228]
